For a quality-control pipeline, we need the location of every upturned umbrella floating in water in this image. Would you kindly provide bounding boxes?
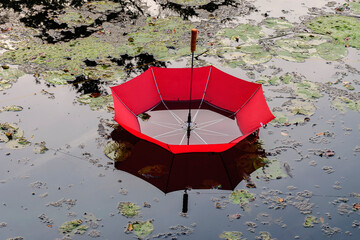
[110,29,274,212]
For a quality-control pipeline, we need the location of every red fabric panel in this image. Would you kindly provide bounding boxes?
[166,153,233,192]
[110,69,161,115]
[204,67,260,112]
[111,89,140,132]
[235,86,275,135]
[120,123,171,152]
[168,143,235,154]
[152,66,211,101]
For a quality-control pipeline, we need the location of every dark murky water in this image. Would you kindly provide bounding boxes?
[1,0,360,239]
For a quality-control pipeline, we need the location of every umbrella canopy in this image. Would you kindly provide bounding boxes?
[110,65,274,154]
[111,127,267,193]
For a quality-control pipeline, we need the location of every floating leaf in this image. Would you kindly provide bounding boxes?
[252,159,287,180]
[219,231,244,240]
[125,220,154,239]
[103,141,133,162]
[264,18,293,30]
[33,142,49,154]
[77,93,114,111]
[41,71,74,85]
[303,215,319,227]
[295,81,322,100]
[306,15,360,49]
[59,219,88,235]
[0,105,23,112]
[287,99,316,116]
[118,202,140,217]
[229,189,255,206]
[316,42,347,61]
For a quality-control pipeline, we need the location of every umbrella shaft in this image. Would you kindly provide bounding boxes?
[187,51,195,145]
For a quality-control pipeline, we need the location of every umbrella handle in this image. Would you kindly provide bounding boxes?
[191,29,198,53]
[182,189,188,213]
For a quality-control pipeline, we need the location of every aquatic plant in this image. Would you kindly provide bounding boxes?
[118,202,141,217]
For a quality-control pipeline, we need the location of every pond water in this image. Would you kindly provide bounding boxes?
[1,0,360,240]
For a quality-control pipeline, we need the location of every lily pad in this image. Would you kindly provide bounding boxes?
[306,15,360,49]
[0,68,24,82]
[118,202,141,217]
[316,42,347,61]
[287,99,316,116]
[331,97,360,112]
[77,93,114,111]
[303,215,319,227]
[279,73,292,84]
[0,123,30,149]
[169,0,211,6]
[264,18,293,30]
[229,189,255,206]
[219,231,244,240]
[33,142,49,154]
[0,80,12,91]
[349,1,360,14]
[271,112,289,125]
[252,159,287,180]
[295,81,322,100]
[0,105,23,112]
[126,220,154,239]
[87,1,122,12]
[59,219,88,235]
[41,71,75,85]
[221,24,265,43]
[103,141,133,162]
[242,52,272,65]
[55,11,95,27]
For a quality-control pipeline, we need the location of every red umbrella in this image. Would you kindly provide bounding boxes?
[110,29,274,212]
[110,65,274,153]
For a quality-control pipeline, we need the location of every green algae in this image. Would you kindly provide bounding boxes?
[229,189,255,206]
[77,93,114,111]
[295,81,322,100]
[306,15,360,49]
[219,231,244,240]
[221,24,265,43]
[303,215,319,227]
[0,105,23,112]
[126,220,154,239]
[103,141,133,162]
[59,219,88,235]
[118,202,141,218]
[264,18,293,30]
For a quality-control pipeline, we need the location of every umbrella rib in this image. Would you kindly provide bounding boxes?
[149,121,181,130]
[179,131,187,145]
[230,85,261,118]
[196,118,225,129]
[193,66,212,122]
[192,130,208,144]
[194,128,229,137]
[153,128,184,138]
[112,91,137,117]
[150,67,183,125]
